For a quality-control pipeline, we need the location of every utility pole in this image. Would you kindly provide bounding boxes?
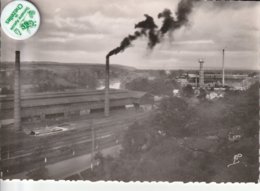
[90,119,95,170]
[0,102,2,129]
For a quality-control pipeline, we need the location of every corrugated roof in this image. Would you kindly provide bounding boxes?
[1,89,148,109]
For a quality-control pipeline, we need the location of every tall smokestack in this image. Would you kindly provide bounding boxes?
[222,49,225,87]
[199,59,204,87]
[104,57,110,117]
[14,51,21,130]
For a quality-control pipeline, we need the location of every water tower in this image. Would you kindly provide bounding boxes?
[198,59,204,87]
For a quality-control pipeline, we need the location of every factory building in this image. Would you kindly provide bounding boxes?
[0,89,154,127]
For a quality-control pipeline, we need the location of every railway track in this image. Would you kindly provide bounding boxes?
[0,113,144,158]
[0,111,151,177]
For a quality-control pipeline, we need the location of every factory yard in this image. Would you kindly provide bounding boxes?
[0,109,151,179]
[0,56,258,181]
[0,75,258,181]
[0,66,258,181]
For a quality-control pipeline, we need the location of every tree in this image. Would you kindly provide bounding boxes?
[155,97,194,137]
[182,84,194,97]
[88,82,259,182]
[125,78,149,92]
[198,88,207,100]
[125,77,178,96]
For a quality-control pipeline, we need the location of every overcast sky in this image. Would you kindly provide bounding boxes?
[1,0,259,70]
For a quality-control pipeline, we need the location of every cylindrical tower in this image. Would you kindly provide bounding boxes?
[199,59,204,87]
[222,49,225,87]
[104,57,110,117]
[14,51,21,130]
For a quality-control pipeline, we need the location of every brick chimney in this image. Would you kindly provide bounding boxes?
[14,51,21,130]
[104,57,110,116]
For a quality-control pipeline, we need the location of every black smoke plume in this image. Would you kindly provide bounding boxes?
[158,8,175,35]
[135,14,159,49]
[106,14,158,58]
[158,0,197,36]
[107,0,197,58]
[175,0,197,28]
[106,31,142,58]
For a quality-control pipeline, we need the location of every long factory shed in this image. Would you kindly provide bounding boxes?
[0,89,153,126]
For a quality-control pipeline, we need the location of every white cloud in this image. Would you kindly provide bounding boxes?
[171,40,215,45]
[1,0,259,70]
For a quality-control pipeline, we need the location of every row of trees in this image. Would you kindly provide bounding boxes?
[23,69,99,92]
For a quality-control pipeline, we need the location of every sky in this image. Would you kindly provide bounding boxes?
[1,0,260,70]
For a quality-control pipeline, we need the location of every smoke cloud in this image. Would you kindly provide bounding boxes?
[106,14,158,58]
[175,0,197,28]
[107,0,198,58]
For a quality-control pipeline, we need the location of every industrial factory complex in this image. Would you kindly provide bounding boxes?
[0,49,258,180]
[0,50,257,128]
[176,69,253,90]
[0,89,153,126]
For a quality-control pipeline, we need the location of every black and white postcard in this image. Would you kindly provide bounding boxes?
[0,0,259,183]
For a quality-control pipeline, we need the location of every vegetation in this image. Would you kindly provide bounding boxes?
[89,82,259,182]
[1,62,258,181]
[0,62,135,94]
[125,76,179,96]
[182,84,194,97]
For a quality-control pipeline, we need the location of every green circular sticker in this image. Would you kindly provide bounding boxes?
[1,0,40,40]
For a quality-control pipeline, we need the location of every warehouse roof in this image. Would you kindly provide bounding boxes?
[0,89,149,109]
